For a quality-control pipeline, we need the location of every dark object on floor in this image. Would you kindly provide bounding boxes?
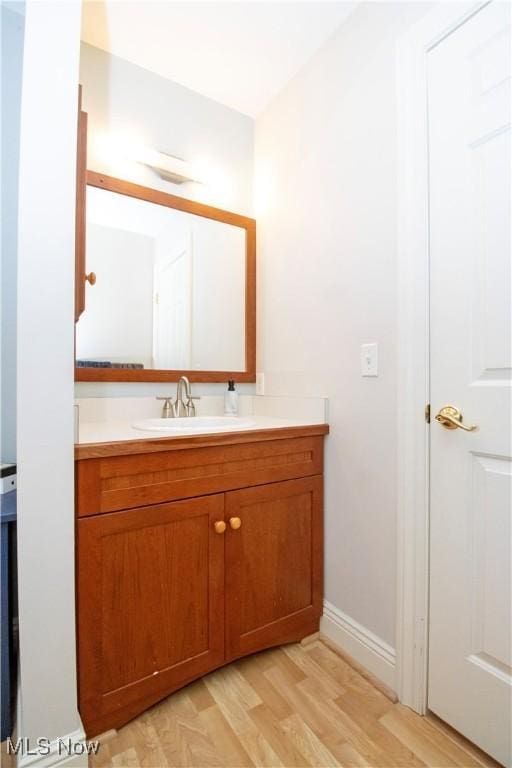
[1,464,17,742]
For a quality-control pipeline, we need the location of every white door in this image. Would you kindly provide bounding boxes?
[153,238,192,369]
[428,3,511,765]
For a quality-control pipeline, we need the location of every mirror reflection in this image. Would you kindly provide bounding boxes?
[76,186,247,372]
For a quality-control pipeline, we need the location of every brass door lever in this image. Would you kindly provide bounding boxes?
[435,405,478,432]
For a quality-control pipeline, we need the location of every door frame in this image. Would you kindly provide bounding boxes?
[395,0,491,715]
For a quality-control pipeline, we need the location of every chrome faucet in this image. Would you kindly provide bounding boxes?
[156,376,200,418]
[176,375,199,417]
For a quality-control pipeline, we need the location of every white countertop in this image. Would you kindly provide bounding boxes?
[77,415,325,445]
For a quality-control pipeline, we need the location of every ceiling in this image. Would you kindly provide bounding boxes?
[81,1,356,118]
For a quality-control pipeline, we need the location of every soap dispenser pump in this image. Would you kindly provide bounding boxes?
[224,380,238,416]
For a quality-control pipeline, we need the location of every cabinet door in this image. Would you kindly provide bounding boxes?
[78,494,225,736]
[225,476,323,660]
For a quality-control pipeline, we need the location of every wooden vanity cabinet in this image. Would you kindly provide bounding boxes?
[76,429,326,736]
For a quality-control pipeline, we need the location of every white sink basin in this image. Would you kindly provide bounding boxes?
[132,416,256,433]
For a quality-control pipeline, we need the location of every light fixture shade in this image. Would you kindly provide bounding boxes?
[138,148,203,185]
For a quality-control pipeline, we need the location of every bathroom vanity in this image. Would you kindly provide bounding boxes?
[75,421,328,736]
[73,116,328,737]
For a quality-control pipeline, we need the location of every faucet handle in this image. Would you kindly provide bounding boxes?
[156,396,176,418]
[185,395,200,417]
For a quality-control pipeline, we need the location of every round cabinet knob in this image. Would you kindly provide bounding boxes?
[214,520,226,534]
[229,517,242,530]
[85,272,97,285]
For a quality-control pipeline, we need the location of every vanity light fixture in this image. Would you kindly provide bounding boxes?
[95,133,210,186]
[137,148,204,185]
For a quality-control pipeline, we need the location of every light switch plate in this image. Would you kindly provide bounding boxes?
[361,343,378,376]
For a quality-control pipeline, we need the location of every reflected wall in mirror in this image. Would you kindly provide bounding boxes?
[75,174,256,382]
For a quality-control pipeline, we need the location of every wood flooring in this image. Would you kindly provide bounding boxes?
[88,641,501,768]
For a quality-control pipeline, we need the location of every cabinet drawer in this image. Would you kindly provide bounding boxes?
[77,436,323,517]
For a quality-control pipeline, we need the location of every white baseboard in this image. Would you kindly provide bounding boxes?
[320,600,396,692]
[14,727,91,768]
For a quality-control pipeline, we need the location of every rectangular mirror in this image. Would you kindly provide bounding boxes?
[75,173,255,382]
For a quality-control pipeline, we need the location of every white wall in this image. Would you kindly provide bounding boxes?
[76,42,255,398]
[79,42,254,216]
[1,3,24,463]
[16,0,85,759]
[255,2,432,653]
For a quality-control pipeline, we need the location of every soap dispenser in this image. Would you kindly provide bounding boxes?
[224,380,238,416]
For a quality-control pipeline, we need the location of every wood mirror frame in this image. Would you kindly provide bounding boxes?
[75,171,256,383]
